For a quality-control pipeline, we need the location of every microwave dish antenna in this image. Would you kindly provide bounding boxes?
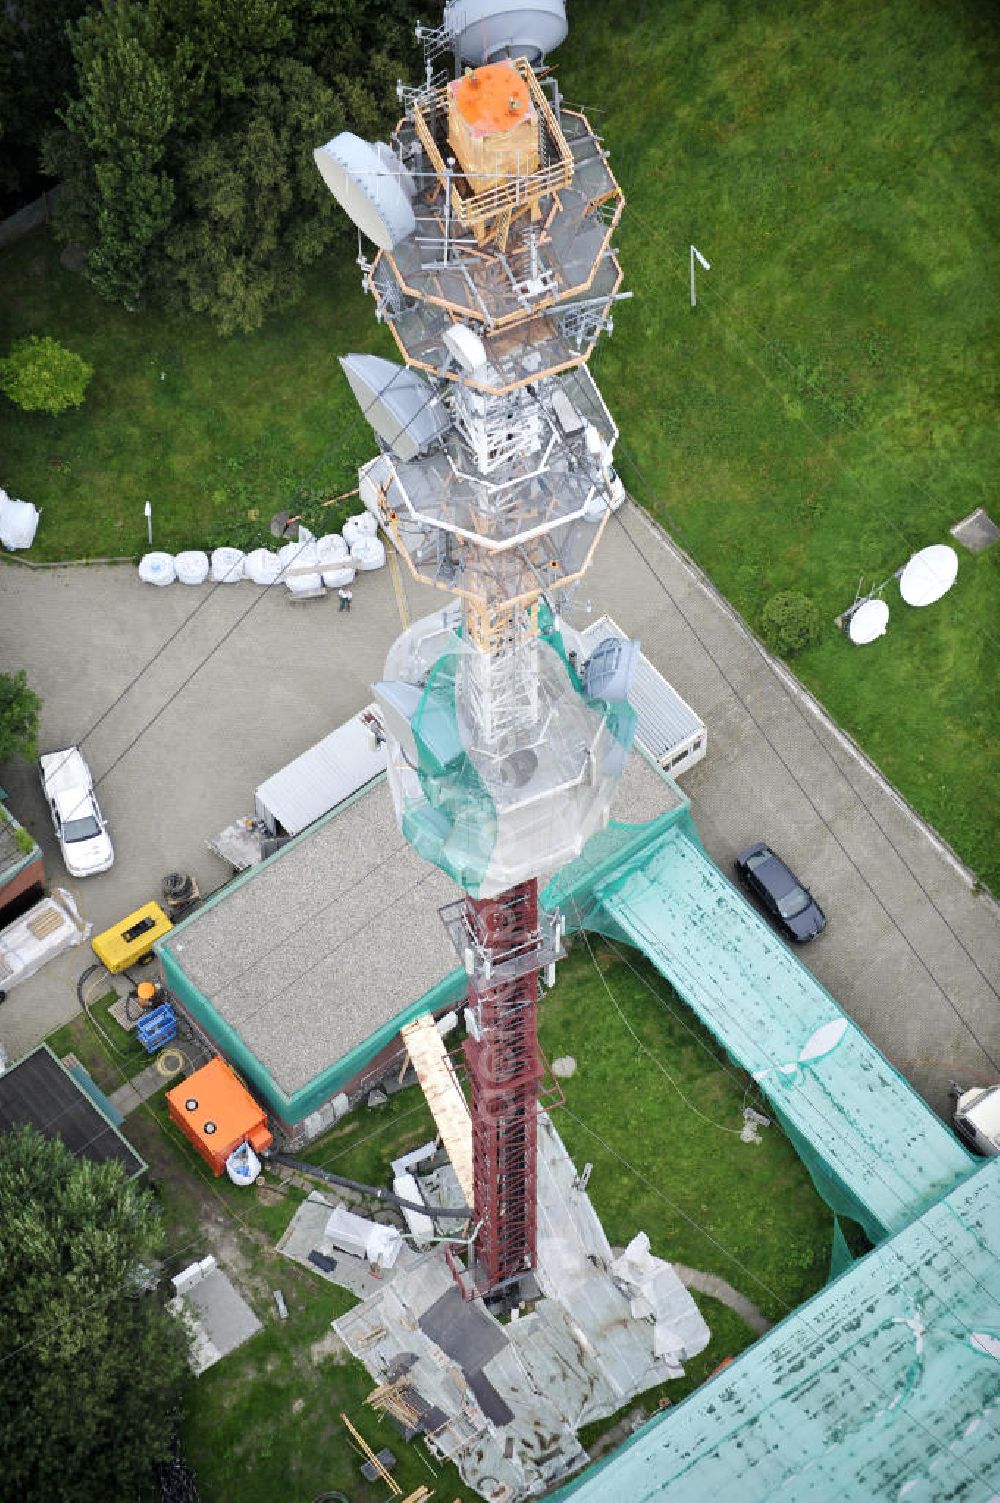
[313,135,416,251]
[847,598,889,645]
[443,0,568,64]
[899,544,958,607]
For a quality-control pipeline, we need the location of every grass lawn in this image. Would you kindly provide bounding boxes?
[563,0,1000,888]
[0,231,395,560]
[46,986,153,1087]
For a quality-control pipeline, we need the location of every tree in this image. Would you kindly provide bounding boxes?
[45,0,422,333]
[0,1125,190,1503]
[43,0,183,310]
[0,0,91,211]
[162,58,342,334]
[761,590,822,656]
[0,670,42,761]
[0,335,93,414]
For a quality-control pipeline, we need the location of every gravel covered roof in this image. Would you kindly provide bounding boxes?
[161,756,677,1097]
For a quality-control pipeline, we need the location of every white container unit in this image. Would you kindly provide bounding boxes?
[576,615,706,778]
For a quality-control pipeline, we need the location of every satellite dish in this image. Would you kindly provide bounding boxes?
[340,355,451,461]
[847,598,889,645]
[582,637,640,702]
[899,544,958,607]
[443,323,488,373]
[443,0,568,65]
[314,134,416,251]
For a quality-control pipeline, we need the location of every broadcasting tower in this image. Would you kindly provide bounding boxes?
[315,0,638,1297]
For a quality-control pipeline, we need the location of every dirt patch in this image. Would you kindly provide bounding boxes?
[309,1327,350,1367]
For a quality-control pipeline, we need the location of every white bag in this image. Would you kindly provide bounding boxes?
[138,551,176,587]
[175,550,210,585]
[278,526,318,577]
[321,564,356,589]
[343,511,378,546]
[243,547,282,585]
[316,532,350,566]
[285,572,324,597]
[210,546,245,583]
[0,493,40,550]
[350,535,386,571]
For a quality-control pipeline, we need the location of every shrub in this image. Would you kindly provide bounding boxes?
[0,334,93,414]
[761,590,822,656]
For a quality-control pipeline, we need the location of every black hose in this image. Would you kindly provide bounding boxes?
[269,1151,472,1220]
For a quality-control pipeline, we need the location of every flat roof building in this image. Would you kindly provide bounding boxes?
[157,753,682,1140]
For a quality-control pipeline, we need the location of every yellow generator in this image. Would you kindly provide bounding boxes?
[92,901,173,973]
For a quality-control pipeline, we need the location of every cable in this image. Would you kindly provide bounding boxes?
[577,927,743,1137]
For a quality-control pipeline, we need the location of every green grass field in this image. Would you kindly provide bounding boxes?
[0,235,394,558]
[564,0,1000,886]
[1,0,996,890]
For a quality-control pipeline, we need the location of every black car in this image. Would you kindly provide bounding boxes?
[734,842,826,943]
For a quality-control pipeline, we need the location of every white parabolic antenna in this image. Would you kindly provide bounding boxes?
[444,0,568,65]
[848,598,890,645]
[899,544,959,607]
[314,134,415,251]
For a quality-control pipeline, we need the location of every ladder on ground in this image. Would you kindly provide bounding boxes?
[401,1014,474,1204]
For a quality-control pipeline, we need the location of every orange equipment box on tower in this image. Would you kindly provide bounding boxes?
[166,1057,273,1176]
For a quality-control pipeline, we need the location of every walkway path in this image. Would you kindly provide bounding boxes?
[673,1265,772,1336]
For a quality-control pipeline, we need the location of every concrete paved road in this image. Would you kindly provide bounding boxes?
[1,508,997,1121]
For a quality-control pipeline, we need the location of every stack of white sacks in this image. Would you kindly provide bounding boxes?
[137,515,385,596]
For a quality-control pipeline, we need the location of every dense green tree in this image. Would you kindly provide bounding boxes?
[0,670,42,762]
[761,590,822,657]
[46,0,421,332]
[0,1125,189,1502]
[0,335,93,414]
[0,1,93,210]
[162,58,341,334]
[43,0,184,308]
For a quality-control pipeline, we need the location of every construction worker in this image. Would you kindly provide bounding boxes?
[339,585,353,612]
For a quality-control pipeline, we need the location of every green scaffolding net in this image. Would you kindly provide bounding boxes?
[383,605,638,897]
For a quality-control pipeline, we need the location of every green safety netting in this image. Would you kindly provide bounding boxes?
[547,1156,1000,1503]
[545,809,973,1245]
[387,605,637,897]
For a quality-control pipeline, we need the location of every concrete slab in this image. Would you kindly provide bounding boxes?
[950,507,999,553]
[582,506,1000,1117]
[169,1265,261,1374]
[0,557,442,1056]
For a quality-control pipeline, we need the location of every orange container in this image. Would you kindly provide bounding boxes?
[167,1056,273,1176]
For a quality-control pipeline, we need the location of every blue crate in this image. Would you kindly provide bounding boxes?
[135,1002,177,1053]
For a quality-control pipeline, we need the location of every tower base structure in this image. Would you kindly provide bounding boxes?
[441,878,565,1296]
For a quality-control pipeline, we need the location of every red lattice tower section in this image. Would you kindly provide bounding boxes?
[462,878,544,1291]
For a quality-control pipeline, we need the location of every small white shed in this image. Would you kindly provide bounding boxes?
[254,706,387,836]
